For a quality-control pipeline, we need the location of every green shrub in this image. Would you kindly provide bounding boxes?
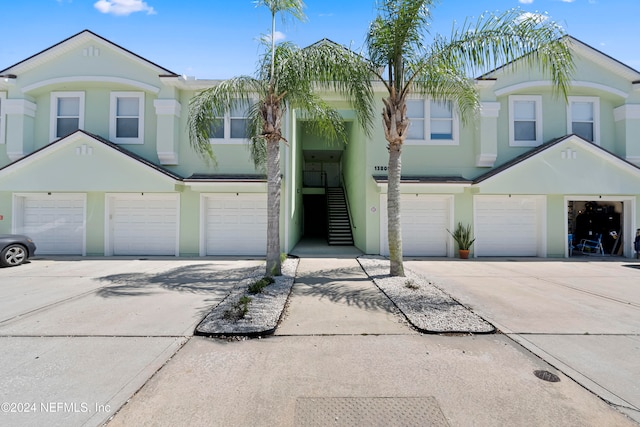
[223,295,253,321]
[404,279,419,290]
[447,222,476,250]
[248,276,275,294]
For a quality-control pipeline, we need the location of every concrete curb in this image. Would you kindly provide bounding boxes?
[357,256,496,334]
[194,257,299,337]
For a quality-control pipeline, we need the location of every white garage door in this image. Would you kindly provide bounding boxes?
[203,194,267,256]
[474,196,544,257]
[109,194,178,256]
[381,195,451,257]
[16,194,85,255]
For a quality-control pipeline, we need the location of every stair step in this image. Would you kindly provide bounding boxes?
[326,187,353,246]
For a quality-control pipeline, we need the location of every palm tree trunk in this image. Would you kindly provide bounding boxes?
[387,143,404,277]
[266,136,282,277]
[382,90,407,277]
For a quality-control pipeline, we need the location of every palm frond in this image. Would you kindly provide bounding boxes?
[367,0,434,88]
[187,76,265,164]
[408,64,479,124]
[430,9,574,98]
[290,92,347,145]
[254,0,306,24]
[247,102,268,172]
[274,41,376,137]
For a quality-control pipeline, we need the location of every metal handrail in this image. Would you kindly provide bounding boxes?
[340,172,355,231]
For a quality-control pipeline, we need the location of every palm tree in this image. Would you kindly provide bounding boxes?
[366,0,574,276]
[188,0,373,276]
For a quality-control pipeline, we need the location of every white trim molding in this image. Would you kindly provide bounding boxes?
[22,76,159,94]
[480,102,501,118]
[613,104,640,122]
[157,152,178,165]
[153,99,182,117]
[4,98,37,116]
[476,153,498,167]
[495,80,629,99]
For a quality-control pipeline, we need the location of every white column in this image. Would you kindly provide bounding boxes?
[154,99,182,165]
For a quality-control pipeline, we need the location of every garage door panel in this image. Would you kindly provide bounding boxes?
[381,195,451,257]
[19,195,85,255]
[475,196,542,257]
[403,198,449,256]
[204,194,267,256]
[110,195,178,256]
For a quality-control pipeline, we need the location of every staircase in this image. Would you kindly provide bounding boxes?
[326,187,354,245]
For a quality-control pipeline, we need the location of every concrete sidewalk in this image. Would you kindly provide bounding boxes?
[107,258,634,426]
[276,258,412,336]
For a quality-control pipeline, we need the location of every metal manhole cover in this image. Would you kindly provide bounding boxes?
[295,397,449,426]
[534,370,561,382]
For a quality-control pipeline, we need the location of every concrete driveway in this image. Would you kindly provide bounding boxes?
[406,258,640,423]
[0,257,262,427]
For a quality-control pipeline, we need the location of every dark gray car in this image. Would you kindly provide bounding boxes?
[0,234,37,267]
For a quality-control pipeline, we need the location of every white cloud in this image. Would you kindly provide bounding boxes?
[519,0,534,4]
[261,31,286,44]
[515,11,549,24]
[273,31,286,42]
[94,0,156,16]
[560,0,575,2]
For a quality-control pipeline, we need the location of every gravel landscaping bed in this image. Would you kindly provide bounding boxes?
[195,255,493,337]
[195,257,299,337]
[357,256,495,334]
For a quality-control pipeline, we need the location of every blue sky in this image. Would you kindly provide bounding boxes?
[2,0,639,78]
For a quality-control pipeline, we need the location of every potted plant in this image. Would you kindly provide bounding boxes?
[447,222,476,259]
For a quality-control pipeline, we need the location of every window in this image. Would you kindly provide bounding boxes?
[50,92,85,141]
[230,102,250,139]
[509,95,542,147]
[209,117,225,139]
[110,92,144,144]
[209,99,251,143]
[430,100,454,140]
[568,96,599,145]
[406,99,425,140]
[0,92,5,144]
[405,98,458,145]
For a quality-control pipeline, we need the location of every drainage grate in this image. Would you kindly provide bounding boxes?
[534,370,561,382]
[295,397,450,426]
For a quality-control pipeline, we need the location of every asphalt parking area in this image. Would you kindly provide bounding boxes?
[0,257,262,427]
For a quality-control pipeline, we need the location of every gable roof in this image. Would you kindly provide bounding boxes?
[0,30,179,77]
[0,130,182,182]
[473,134,640,185]
[477,36,640,83]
